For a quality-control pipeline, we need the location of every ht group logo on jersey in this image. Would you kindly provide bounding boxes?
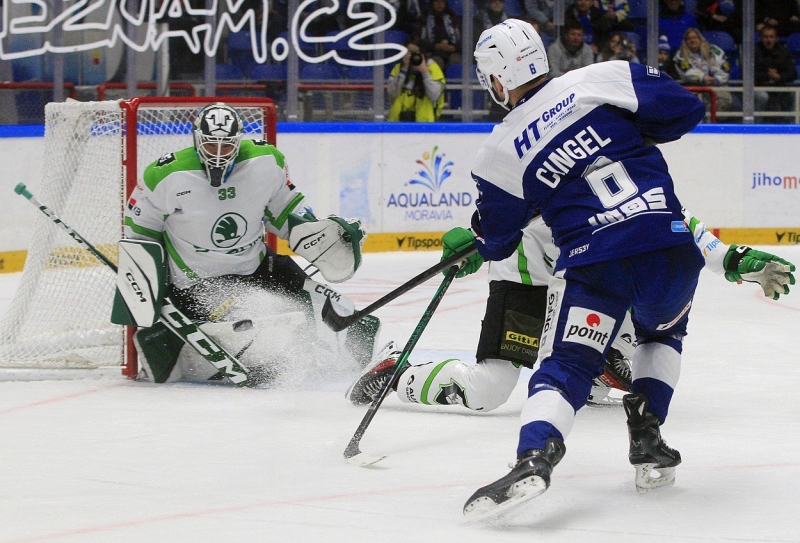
[751,172,799,190]
[562,307,615,353]
[386,146,473,222]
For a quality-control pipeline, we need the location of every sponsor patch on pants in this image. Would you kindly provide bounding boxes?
[562,307,615,352]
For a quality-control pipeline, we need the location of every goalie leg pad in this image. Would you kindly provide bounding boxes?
[134,322,184,383]
[111,239,168,328]
[345,315,382,368]
[288,216,365,283]
[397,357,520,411]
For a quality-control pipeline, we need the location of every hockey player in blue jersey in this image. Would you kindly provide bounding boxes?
[456,18,767,521]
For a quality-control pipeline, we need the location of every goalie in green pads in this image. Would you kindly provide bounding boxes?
[120,102,382,384]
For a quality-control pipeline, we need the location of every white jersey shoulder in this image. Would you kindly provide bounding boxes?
[472,61,639,199]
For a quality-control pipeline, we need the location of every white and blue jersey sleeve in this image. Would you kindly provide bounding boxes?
[471,61,705,270]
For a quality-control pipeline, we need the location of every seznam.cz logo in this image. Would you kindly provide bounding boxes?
[0,0,406,67]
[750,172,799,190]
[387,145,473,222]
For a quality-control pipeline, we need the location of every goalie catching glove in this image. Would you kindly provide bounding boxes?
[288,211,365,283]
[724,244,796,300]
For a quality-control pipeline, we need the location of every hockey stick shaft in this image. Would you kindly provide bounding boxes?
[14,182,250,385]
[344,264,461,462]
[323,245,477,332]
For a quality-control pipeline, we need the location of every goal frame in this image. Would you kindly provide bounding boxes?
[119,96,278,378]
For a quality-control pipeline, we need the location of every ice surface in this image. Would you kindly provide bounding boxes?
[0,249,799,543]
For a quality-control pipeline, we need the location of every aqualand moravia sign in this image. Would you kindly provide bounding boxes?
[0,0,407,66]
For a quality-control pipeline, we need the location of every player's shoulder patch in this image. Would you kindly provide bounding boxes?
[143,146,201,191]
[156,153,176,167]
[236,138,285,168]
[646,66,660,77]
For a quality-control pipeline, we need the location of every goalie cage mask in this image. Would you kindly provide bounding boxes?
[193,103,244,187]
[474,18,549,111]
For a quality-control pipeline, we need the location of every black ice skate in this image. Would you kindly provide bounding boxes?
[462,438,566,524]
[623,393,681,493]
[345,342,402,406]
[587,347,632,407]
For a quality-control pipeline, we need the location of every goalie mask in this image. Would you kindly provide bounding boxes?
[474,19,549,110]
[193,103,243,187]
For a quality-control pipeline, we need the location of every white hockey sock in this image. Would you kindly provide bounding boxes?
[396,358,520,412]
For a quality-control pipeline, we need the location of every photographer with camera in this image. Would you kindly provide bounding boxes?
[596,32,640,63]
[387,38,446,122]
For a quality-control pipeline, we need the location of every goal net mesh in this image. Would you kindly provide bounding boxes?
[0,99,274,372]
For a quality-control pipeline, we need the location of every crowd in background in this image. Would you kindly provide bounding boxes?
[4,0,800,123]
[371,0,800,121]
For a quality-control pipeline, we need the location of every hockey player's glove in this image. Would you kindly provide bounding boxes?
[723,244,796,300]
[442,227,484,278]
[288,212,365,283]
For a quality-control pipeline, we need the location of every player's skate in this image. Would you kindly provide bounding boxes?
[462,438,566,523]
[345,342,401,405]
[623,393,681,493]
[587,347,632,407]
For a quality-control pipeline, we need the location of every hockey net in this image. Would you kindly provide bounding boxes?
[0,97,277,378]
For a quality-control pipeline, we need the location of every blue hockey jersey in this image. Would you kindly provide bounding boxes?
[470,61,706,270]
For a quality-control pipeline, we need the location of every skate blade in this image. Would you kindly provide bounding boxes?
[634,464,676,494]
[461,476,548,525]
[345,451,388,467]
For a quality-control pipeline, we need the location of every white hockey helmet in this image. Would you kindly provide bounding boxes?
[474,19,549,110]
[193,102,244,187]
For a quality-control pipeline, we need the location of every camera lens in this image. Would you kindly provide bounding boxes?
[410,52,423,66]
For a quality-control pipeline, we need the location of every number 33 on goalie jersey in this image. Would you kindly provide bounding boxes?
[124,139,309,289]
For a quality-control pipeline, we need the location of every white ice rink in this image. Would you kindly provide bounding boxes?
[1,249,799,543]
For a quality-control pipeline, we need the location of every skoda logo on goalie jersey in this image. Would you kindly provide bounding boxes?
[211,213,248,248]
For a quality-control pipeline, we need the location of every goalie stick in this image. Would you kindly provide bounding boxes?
[344,264,461,467]
[322,245,477,332]
[13,182,251,385]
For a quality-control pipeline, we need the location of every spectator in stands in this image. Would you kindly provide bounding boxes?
[755,0,800,38]
[565,0,611,55]
[387,38,446,122]
[754,24,798,122]
[525,0,556,36]
[547,19,596,77]
[674,27,735,111]
[600,0,635,33]
[473,0,510,122]
[696,0,742,44]
[659,0,698,51]
[596,31,639,62]
[658,34,680,79]
[390,0,425,35]
[474,0,509,46]
[417,0,462,70]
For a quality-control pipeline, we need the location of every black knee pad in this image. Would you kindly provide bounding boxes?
[476,281,548,369]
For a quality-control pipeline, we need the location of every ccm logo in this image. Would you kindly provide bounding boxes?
[303,232,326,249]
[125,273,147,303]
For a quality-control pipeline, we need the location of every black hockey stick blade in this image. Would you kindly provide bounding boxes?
[323,245,477,332]
[343,265,461,466]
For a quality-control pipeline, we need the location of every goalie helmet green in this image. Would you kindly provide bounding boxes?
[193,102,244,187]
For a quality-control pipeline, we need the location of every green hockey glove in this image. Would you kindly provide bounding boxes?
[441,227,484,278]
[723,244,796,300]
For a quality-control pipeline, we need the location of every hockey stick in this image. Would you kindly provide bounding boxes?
[344,264,461,466]
[14,182,251,385]
[322,245,477,332]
